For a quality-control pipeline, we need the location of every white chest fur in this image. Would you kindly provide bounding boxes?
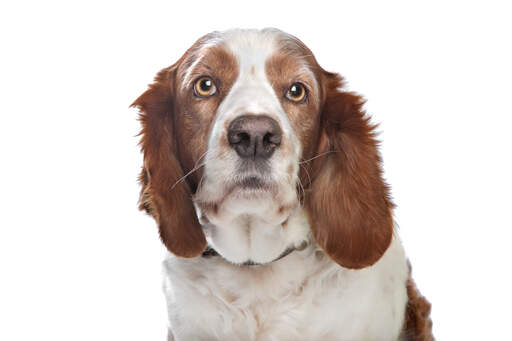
[163,236,409,341]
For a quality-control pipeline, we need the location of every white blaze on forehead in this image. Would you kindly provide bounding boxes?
[206,29,300,156]
[220,29,281,114]
[222,28,282,70]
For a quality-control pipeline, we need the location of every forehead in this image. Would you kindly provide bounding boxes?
[178,29,318,86]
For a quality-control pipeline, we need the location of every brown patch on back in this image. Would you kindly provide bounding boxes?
[401,264,434,340]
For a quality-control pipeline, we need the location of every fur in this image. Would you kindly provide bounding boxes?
[132,28,434,340]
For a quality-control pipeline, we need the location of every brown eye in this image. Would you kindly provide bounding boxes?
[194,77,217,97]
[286,82,307,103]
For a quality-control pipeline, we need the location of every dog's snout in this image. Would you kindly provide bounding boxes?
[227,115,282,159]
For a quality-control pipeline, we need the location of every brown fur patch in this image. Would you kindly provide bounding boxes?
[305,75,394,269]
[401,264,434,340]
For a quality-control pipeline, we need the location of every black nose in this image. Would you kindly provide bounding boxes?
[227,115,282,159]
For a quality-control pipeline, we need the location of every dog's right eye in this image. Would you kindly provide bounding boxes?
[194,77,217,97]
[286,82,307,103]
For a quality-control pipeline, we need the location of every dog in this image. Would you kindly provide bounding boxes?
[132,28,433,340]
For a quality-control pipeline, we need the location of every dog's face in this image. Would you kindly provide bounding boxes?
[133,29,394,269]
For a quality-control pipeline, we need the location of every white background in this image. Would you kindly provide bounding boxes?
[1,1,511,340]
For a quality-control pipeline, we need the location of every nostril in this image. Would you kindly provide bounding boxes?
[229,131,250,146]
[263,132,281,147]
[237,132,250,145]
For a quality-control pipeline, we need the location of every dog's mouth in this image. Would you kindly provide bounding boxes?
[193,174,278,216]
[202,245,300,266]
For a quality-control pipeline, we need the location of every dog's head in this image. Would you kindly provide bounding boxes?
[132,29,393,269]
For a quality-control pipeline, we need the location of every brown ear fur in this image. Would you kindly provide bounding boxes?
[306,73,393,269]
[132,67,207,258]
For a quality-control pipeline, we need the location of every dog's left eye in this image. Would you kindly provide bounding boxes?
[286,82,307,103]
[194,77,217,97]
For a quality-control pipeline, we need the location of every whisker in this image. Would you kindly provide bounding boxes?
[299,163,312,188]
[170,163,206,190]
[170,151,210,190]
[194,150,210,168]
[196,168,208,193]
[297,177,305,205]
[299,151,337,165]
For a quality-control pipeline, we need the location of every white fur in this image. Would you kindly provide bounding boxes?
[163,219,409,340]
[194,29,305,265]
[163,29,409,340]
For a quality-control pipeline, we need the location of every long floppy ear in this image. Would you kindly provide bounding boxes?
[131,67,207,257]
[306,73,394,269]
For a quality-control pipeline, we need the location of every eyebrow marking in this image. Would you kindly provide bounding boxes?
[182,55,204,90]
[182,59,217,90]
[197,61,214,72]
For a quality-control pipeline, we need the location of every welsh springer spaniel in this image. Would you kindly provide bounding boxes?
[132,28,433,341]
